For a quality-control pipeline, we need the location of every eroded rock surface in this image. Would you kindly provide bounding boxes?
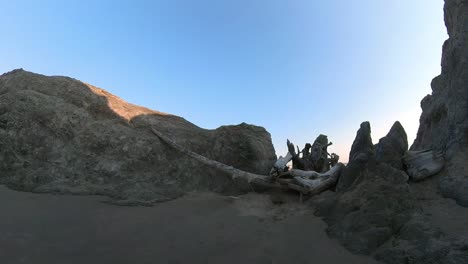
[411,0,468,207]
[375,121,408,170]
[316,122,413,255]
[0,69,277,204]
[313,122,468,263]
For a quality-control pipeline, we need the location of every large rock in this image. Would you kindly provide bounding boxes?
[313,1,468,262]
[411,0,468,206]
[314,122,467,263]
[0,69,277,204]
[349,121,375,163]
[315,122,413,254]
[336,121,375,192]
[375,121,408,170]
[311,122,468,264]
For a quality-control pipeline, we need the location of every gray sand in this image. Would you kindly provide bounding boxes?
[0,186,377,264]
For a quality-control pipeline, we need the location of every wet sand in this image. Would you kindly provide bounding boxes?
[0,186,377,264]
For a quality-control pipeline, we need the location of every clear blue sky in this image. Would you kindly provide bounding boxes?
[1,0,447,161]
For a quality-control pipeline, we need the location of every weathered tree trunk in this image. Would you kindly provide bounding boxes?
[151,128,268,183]
[287,163,344,195]
[270,152,292,177]
[152,128,343,196]
[287,139,306,170]
[404,150,445,181]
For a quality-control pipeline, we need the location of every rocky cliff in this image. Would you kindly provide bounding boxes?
[0,69,277,204]
[312,1,468,262]
[411,0,468,207]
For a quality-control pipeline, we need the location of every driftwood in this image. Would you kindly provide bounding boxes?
[287,136,337,172]
[269,152,293,177]
[151,128,343,196]
[151,128,267,183]
[287,163,344,195]
[404,150,445,181]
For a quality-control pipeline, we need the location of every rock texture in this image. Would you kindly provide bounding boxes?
[317,122,412,255]
[0,69,277,204]
[411,0,468,207]
[336,121,375,192]
[375,121,408,170]
[314,122,468,263]
[312,2,468,261]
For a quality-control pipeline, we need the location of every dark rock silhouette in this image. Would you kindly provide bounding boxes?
[411,0,468,207]
[336,121,376,192]
[315,121,468,264]
[375,121,408,170]
[316,122,412,255]
[314,2,468,262]
[0,69,277,204]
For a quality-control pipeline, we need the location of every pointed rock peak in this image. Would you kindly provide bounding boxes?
[376,121,408,169]
[0,68,25,77]
[349,121,375,163]
[313,134,329,146]
[387,121,408,151]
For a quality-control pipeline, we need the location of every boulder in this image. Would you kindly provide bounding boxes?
[0,69,277,204]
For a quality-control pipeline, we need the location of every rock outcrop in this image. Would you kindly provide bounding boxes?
[411,0,468,207]
[314,122,468,263]
[0,69,277,204]
[375,121,408,170]
[313,1,468,257]
[316,122,413,255]
[336,121,375,192]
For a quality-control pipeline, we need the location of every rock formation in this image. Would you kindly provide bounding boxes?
[311,1,468,262]
[0,69,277,205]
[314,121,468,264]
[311,1,468,257]
[411,0,468,207]
[316,122,412,255]
[375,121,408,170]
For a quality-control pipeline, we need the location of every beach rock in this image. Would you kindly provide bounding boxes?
[439,174,468,206]
[411,0,468,206]
[315,122,412,255]
[375,121,408,170]
[336,121,375,192]
[349,121,375,163]
[0,69,277,204]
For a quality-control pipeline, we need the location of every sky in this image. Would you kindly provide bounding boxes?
[0,0,447,161]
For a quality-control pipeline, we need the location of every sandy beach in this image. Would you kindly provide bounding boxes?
[0,186,377,264]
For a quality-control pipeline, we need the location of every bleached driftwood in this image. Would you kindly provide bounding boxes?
[288,163,345,195]
[404,150,445,181]
[281,169,322,179]
[151,128,268,183]
[151,128,343,196]
[269,152,293,177]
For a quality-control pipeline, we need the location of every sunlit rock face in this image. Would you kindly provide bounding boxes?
[411,0,468,206]
[0,69,277,204]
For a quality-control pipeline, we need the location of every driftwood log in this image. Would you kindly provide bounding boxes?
[286,163,344,194]
[269,152,293,178]
[151,128,343,196]
[404,150,445,181]
[151,128,269,183]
